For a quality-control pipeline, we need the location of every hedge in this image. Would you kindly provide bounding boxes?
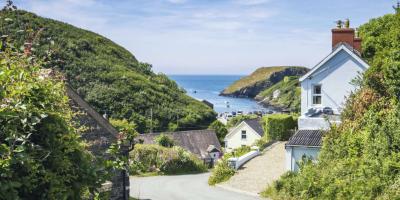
[263,114,296,140]
[129,144,207,175]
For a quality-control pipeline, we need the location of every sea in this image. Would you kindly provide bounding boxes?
[169,75,273,114]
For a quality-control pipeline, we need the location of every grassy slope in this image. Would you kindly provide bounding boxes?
[0,10,216,133]
[256,76,301,112]
[222,66,289,94]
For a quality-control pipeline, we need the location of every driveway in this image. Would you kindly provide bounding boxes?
[220,141,286,195]
[130,173,261,200]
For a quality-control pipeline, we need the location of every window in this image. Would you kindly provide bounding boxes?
[312,85,322,105]
[241,130,247,140]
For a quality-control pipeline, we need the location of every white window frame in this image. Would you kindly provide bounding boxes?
[312,84,322,106]
[241,130,247,140]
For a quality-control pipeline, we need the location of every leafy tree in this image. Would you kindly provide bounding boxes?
[208,120,228,145]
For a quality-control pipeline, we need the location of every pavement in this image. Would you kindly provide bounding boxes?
[219,141,286,195]
[130,173,261,200]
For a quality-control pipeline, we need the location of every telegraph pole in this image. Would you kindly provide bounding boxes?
[150,108,153,133]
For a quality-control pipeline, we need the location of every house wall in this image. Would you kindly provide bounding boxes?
[300,49,367,116]
[285,146,320,171]
[225,123,261,152]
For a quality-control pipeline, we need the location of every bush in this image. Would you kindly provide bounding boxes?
[154,134,175,147]
[208,120,228,145]
[263,114,296,140]
[129,144,207,175]
[208,146,251,185]
[254,136,271,151]
[0,45,104,199]
[208,158,235,185]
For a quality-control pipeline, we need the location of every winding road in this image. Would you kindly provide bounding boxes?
[130,173,260,200]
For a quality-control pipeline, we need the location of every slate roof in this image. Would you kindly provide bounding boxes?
[244,119,264,137]
[286,130,325,147]
[137,130,221,158]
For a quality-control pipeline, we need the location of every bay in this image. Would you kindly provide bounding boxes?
[169,75,273,114]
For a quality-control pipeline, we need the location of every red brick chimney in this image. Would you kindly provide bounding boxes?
[331,19,362,53]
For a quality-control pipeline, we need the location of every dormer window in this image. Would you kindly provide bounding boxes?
[312,85,322,105]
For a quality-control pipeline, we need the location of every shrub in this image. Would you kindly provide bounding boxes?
[208,145,252,185]
[263,114,296,140]
[0,45,104,199]
[208,158,235,185]
[154,134,175,147]
[208,120,228,145]
[129,144,207,175]
[254,136,271,151]
[160,147,207,175]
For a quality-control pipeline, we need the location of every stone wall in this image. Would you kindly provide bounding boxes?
[66,85,130,200]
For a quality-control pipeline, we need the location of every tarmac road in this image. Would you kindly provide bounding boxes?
[130,173,261,200]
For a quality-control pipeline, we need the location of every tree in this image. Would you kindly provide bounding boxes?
[209,120,228,145]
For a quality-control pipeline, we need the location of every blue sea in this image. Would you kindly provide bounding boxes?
[169,75,272,114]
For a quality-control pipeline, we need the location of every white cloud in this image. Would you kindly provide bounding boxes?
[235,0,271,6]
[167,0,187,4]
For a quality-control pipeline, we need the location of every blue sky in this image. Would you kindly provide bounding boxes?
[16,0,395,74]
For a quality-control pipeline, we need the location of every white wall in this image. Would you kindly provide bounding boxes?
[285,146,320,171]
[225,122,261,152]
[301,49,367,116]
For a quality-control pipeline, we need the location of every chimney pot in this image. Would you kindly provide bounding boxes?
[331,20,362,53]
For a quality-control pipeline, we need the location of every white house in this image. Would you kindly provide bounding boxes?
[286,23,370,171]
[224,119,264,152]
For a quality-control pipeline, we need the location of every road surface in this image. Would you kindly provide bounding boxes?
[130,173,261,200]
[220,141,286,195]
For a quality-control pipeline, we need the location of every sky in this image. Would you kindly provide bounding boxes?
[14,0,396,75]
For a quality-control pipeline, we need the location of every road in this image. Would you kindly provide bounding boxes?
[130,173,261,200]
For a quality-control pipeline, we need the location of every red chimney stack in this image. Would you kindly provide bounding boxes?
[331,19,362,53]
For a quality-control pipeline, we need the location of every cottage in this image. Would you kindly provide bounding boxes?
[224,119,264,152]
[137,130,222,162]
[286,22,370,171]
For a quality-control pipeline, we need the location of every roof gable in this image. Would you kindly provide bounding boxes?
[299,44,369,82]
[225,119,264,139]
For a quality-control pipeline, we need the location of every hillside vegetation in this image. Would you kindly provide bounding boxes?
[263,11,400,200]
[0,10,216,133]
[255,76,301,112]
[0,45,105,199]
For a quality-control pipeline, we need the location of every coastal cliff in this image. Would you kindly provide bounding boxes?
[220,66,308,98]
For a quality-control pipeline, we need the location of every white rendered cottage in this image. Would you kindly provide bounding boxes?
[286,23,370,171]
[224,119,264,152]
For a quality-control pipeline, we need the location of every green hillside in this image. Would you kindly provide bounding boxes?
[255,76,301,112]
[0,10,216,133]
[263,11,400,200]
[222,66,289,94]
[220,66,308,98]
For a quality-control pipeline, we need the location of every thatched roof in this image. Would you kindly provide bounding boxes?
[137,130,221,158]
